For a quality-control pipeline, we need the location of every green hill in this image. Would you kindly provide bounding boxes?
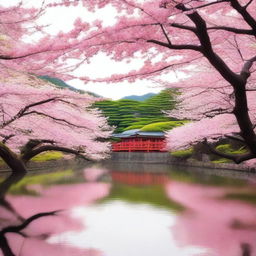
[139,121,186,132]
[93,89,179,133]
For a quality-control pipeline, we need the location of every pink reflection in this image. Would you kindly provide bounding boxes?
[1,181,110,256]
[166,181,256,256]
[6,234,103,256]
[84,167,108,182]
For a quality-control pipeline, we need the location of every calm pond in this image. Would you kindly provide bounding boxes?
[1,162,256,256]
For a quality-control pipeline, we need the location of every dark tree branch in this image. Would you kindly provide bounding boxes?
[0,143,27,174]
[20,139,55,156]
[0,210,60,256]
[23,110,92,130]
[188,0,229,10]
[97,57,202,81]
[147,39,201,51]
[159,24,172,45]
[203,108,232,117]
[230,0,256,33]
[0,51,49,60]
[203,139,254,164]
[182,7,243,87]
[170,23,197,32]
[244,0,254,9]
[0,172,26,222]
[0,235,15,256]
[21,145,91,163]
[224,134,246,143]
[241,56,256,81]
[208,26,254,35]
[0,134,15,144]
[1,97,59,128]
[0,210,60,235]
[173,3,256,155]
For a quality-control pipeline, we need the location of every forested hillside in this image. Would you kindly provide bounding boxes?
[39,76,101,97]
[93,89,179,133]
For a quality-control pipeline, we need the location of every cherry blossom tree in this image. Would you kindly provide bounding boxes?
[0,70,112,173]
[1,0,256,163]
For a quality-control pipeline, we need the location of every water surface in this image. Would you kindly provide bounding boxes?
[0,163,256,256]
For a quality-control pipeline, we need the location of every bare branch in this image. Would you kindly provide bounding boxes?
[171,23,197,32]
[0,97,59,128]
[1,134,15,144]
[20,139,55,155]
[244,0,254,9]
[241,56,256,81]
[177,6,243,88]
[23,110,92,130]
[230,0,256,33]
[147,39,201,51]
[203,108,232,117]
[208,26,254,35]
[159,24,172,45]
[224,134,245,143]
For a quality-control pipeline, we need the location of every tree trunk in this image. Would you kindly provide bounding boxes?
[233,87,256,155]
[0,143,27,174]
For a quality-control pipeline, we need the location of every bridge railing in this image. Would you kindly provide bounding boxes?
[112,140,167,152]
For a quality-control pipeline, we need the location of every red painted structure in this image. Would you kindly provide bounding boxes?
[112,130,167,152]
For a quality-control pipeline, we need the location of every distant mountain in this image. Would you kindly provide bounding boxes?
[39,75,78,91]
[122,93,156,101]
[38,75,101,98]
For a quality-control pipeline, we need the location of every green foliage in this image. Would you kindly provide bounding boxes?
[211,158,232,163]
[103,184,184,212]
[171,148,194,158]
[93,89,178,132]
[123,124,145,131]
[31,152,64,162]
[215,144,248,155]
[140,121,185,132]
[211,144,248,163]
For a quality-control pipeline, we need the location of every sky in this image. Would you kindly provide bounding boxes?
[7,0,184,100]
[35,2,165,100]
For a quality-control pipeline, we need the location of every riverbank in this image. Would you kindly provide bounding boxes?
[109,152,256,173]
[0,152,254,174]
[0,157,89,173]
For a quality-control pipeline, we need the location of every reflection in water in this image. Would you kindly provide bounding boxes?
[111,171,169,185]
[49,201,210,256]
[0,172,62,256]
[0,172,26,222]
[0,163,255,256]
[166,181,256,256]
[0,169,110,256]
